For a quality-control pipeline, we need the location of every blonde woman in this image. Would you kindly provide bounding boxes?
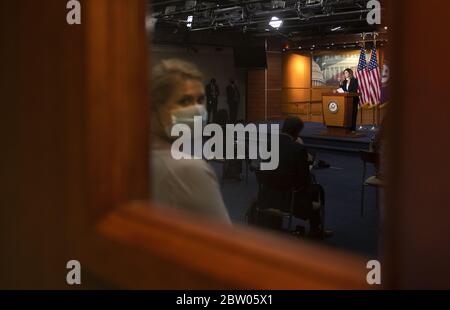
[150,59,231,224]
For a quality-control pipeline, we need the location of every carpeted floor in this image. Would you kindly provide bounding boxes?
[210,149,380,258]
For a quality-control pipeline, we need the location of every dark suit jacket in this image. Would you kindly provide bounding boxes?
[206,83,219,100]
[276,133,311,189]
[341,77,358,93]
[226,84,240,104]
[341,77,360,104]
[257,133,313,217]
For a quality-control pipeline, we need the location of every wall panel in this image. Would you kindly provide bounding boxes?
[247,69,266,122]
[283,53,311,89]
[312,87,334,102]
[267,52,282,120]
[281,104,298,114]
[311,103,323,114]
[282,53,311,119]
[267,52,282,90]
[282,88,310,103]
[310,114,324,123]
[267,90,281,120]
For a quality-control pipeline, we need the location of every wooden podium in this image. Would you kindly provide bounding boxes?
[321,92,363,137]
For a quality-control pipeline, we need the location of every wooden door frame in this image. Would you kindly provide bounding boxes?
[1,0,389,289]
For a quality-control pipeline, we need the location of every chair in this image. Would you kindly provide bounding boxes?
[253,170,326,238]
[254,170,298,232]
[217,131,249,185]
[208,133,248,186]
[211,158,248,186]
[360,150,384,217]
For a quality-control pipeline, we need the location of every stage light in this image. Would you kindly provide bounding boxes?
[185,0,196,10]
[271,0,286,9]
[165,6,176,15]
[331,26,342,32]
[186,15,193,28]
[269,16,283,29]
[384,26,388,30]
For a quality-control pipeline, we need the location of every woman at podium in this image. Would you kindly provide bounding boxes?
[337,68,359,132]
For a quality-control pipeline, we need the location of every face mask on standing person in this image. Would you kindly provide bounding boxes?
[165,104,208,139]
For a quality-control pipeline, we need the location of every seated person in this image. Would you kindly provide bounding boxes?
[292,122,329,170]
[150,59,231,224]
[295,135,315,164]
[277,117,332,238]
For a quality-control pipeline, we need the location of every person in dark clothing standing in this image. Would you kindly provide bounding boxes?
[205,78,220,123]
[226,78,240,123]
[339,68,359,131]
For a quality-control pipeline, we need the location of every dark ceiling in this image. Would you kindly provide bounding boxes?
[148,0,385,48]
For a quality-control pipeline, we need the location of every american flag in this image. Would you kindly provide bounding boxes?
[368,47,381,105]
[355,48,371,106]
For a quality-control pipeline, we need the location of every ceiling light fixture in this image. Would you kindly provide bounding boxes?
[186,15,193,28]
[269,16,283,29]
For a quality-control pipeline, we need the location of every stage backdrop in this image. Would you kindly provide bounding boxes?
[312,50,360,87]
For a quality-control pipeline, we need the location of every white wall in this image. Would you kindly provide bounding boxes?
[151,44,247,121]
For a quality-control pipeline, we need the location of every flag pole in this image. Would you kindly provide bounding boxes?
[371,32,379,131]
[358,33,366,130]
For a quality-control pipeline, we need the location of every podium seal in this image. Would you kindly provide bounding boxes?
[328,101,339,114]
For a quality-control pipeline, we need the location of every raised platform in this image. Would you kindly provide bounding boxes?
[277,121,377,153]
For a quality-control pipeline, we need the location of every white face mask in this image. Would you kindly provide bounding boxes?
[165,104,208,138]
